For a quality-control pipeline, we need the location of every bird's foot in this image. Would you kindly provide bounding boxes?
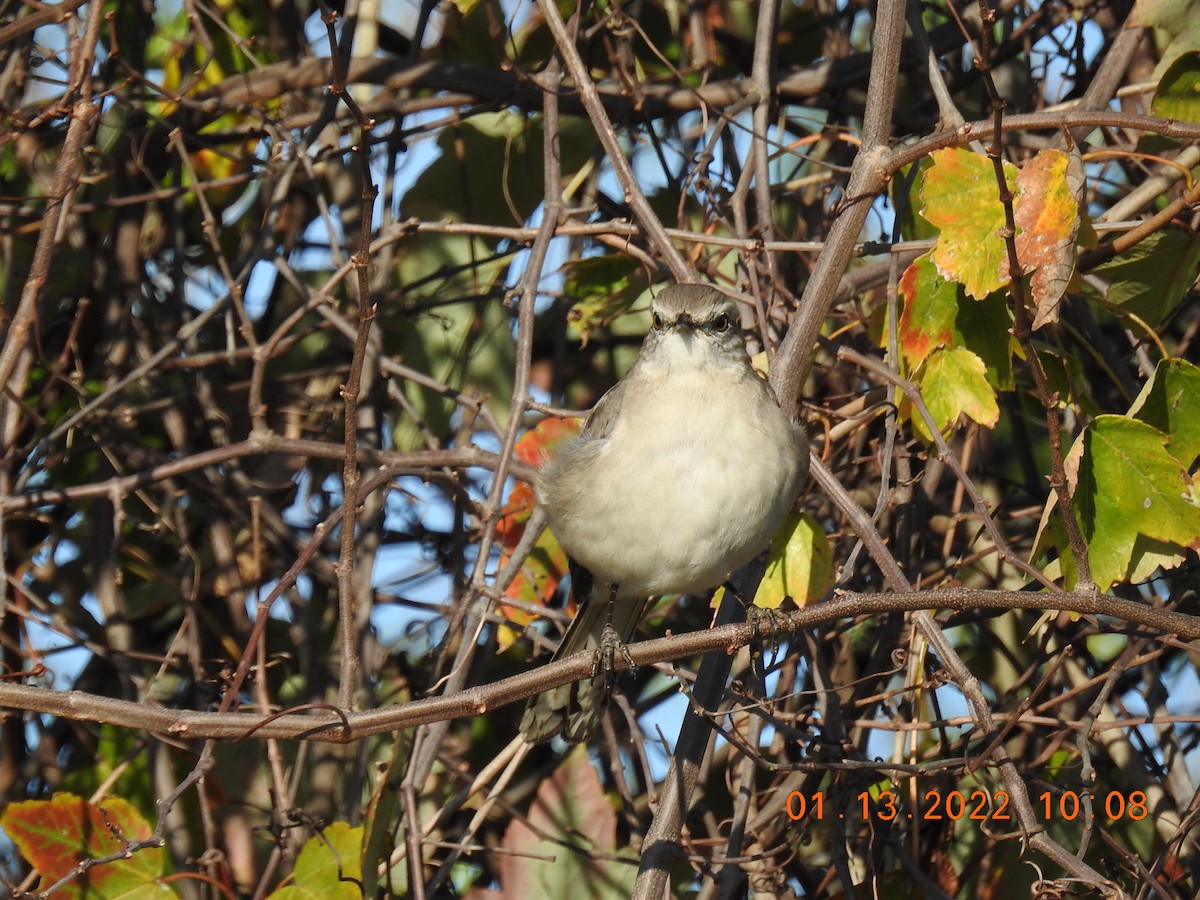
[591,624,636,686]
[744,603,786,679]
[745,603,786,644]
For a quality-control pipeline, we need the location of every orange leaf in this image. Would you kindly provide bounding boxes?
[1,793,172,897]
[514,416,580,467]
[897,253,960,370]
[495,418,580,650]
[1012,148,1084,328]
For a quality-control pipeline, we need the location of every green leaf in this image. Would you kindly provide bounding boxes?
[1073,416,1200,588]
[361,739,409,898]
[388,291,516,451]
[1153,51,1200,123]
[890,161,939,243]
[912,347,1001,441]
[1129,0,1195,30]
[1,793,174,898]
[267,822,363,900]
[61,725,156,812]
[402,111,591,227]
[753,511,834,609]
[1130,0,1200,81]
[1094,229,1200,326]
[1086,632,1128,664]
[1037,345,1100,417]
[1161,21,1200,83]
[1130,358,1200,470]
[562,256,652,345]
[495,746,638,898]
[951,290,1015,391]
[921,148,1019,299]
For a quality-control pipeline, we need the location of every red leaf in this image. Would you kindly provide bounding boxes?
[1,793,171,897]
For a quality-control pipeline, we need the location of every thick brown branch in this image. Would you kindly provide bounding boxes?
[2,588,1194,743]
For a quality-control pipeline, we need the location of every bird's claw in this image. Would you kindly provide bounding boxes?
[746,604,785,678]
[591,624,635,687]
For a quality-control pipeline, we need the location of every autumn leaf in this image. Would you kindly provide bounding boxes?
[752,511,834,609]
[512,416,579,469]
[921,147,1084,322]
[888,249,1015,395]
[921,148,1019,299]
[1012,148,1084,328]
[897,253,960,370]
[911,347,1001,441]
[0,793,174,898]
[479,746,637,899]
[495,418,579,651]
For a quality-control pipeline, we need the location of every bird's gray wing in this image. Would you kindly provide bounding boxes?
[578,378,628,440]
[521,369,653,742]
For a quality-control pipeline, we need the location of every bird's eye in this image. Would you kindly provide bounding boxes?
[652,313,663,330]
[713,314,732,333]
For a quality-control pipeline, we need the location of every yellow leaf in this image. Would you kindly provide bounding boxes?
[752,512,834,609]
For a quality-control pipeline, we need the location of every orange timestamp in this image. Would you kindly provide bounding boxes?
[786,789,1150,823]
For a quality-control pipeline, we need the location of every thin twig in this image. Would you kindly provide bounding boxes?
[534,0,691,281]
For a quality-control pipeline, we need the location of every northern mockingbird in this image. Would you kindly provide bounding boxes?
[519,283,808,743]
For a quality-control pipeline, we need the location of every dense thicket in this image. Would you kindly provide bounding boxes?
[2,0,1199,896]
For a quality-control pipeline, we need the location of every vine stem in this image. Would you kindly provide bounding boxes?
[970,0,1095,591]
[311,0,382,712]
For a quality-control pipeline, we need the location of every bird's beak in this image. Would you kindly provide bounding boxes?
[671,314,696,332]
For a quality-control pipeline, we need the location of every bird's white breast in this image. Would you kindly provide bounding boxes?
[539,349,804,598]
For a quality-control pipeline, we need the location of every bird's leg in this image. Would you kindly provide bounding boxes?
[593,584,635,683]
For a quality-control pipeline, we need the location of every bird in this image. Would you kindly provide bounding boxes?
[519,283,809,743]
